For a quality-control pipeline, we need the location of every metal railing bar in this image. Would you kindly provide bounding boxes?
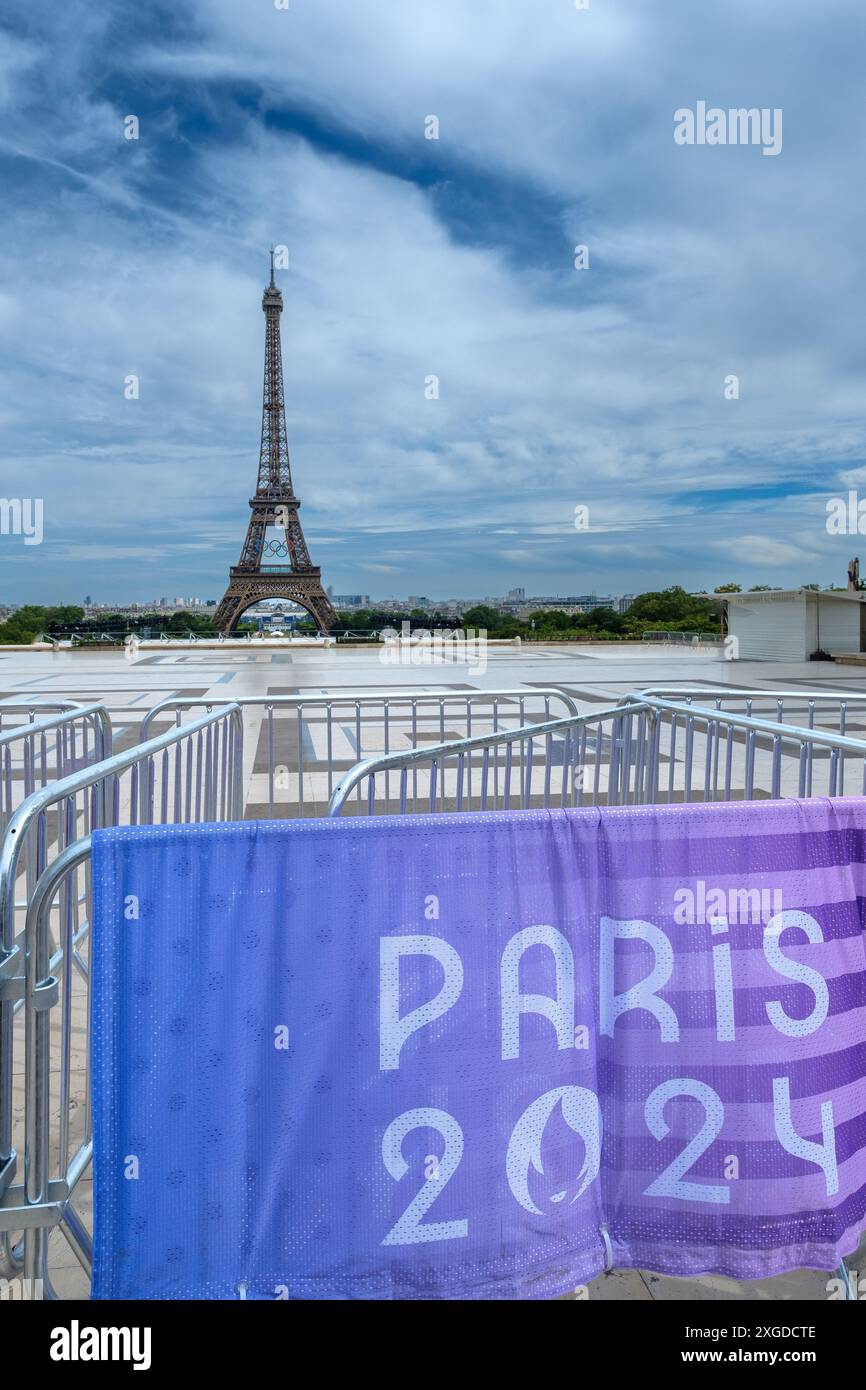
[328,701,655,816]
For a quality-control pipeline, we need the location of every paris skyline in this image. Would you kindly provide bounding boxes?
[1,1,865,605]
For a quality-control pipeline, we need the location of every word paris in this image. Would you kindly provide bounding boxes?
[377,907,838,1245]
[384,911,829,1066]
[674,102,783,157]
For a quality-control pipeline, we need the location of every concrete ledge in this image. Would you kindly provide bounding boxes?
[129,637,336,650]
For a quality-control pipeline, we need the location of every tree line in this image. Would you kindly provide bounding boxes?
[0,586,726,645]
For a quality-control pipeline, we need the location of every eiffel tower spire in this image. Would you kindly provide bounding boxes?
[214,254,336,634]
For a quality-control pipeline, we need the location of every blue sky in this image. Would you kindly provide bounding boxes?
[0,0,864,604]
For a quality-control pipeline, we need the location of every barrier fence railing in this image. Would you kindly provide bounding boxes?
[328,702,642,816]
[0,700,86,734]
[327,696,866,816]
[6,686,866,1297]
[0,703,114,1171]
[23,797,862,1299]
[636,686,866,735]
[0,703,243,1287]
[0,704,111,836]
[139,689,579,817]
[624,697,866,804]
[0,705,112,929]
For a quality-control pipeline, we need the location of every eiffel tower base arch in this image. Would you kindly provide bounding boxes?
[213,569,337,635]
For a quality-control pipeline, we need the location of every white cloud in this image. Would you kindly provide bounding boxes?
[0,0,864,602]
[711,535,820,567]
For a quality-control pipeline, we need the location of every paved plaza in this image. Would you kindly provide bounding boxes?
[4,640,866,1300]
[6,638,865,724]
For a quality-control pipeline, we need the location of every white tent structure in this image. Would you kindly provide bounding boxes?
[725,588,866,662]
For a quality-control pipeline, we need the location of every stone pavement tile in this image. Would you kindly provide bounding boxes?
[46,1262,89,1300]
[643,1267,842,1302]
[48,1226,84,1271]
[587,1268,654,1301]
[557,1268,653,1301]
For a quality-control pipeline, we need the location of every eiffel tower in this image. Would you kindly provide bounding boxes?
[214,252,336,634]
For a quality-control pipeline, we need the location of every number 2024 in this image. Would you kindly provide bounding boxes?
[380,1075,838,1246]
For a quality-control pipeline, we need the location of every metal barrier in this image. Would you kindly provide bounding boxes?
[328,701,642,816]
[625,697,866,804]
[0,704,243,1289]
[0,704,111,833]
[328,696,866,816]
[6,686,866,1297]
[640,631,721,644]
[140,689,579,817]
[0,700,84,733]
[637,686,866,735]
[0,705,112,925]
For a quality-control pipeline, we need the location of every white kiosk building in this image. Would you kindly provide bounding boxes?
[725,588,866,662]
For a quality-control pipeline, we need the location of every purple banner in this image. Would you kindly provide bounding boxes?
[92,798,866,1299]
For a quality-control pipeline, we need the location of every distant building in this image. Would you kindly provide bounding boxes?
[333,595,371,609]
[257,611,296,629]
[573,594,615,612]
[617,594,635,614]
[725,588,866,661]
[516,595,615,615]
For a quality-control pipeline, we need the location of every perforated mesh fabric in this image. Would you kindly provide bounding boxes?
[91,798,866,1300]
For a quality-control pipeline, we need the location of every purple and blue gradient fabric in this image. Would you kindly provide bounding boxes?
[91,799,866,1299]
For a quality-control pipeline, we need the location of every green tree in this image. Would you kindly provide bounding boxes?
[461,604,504,633]
[0,604,87,644]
